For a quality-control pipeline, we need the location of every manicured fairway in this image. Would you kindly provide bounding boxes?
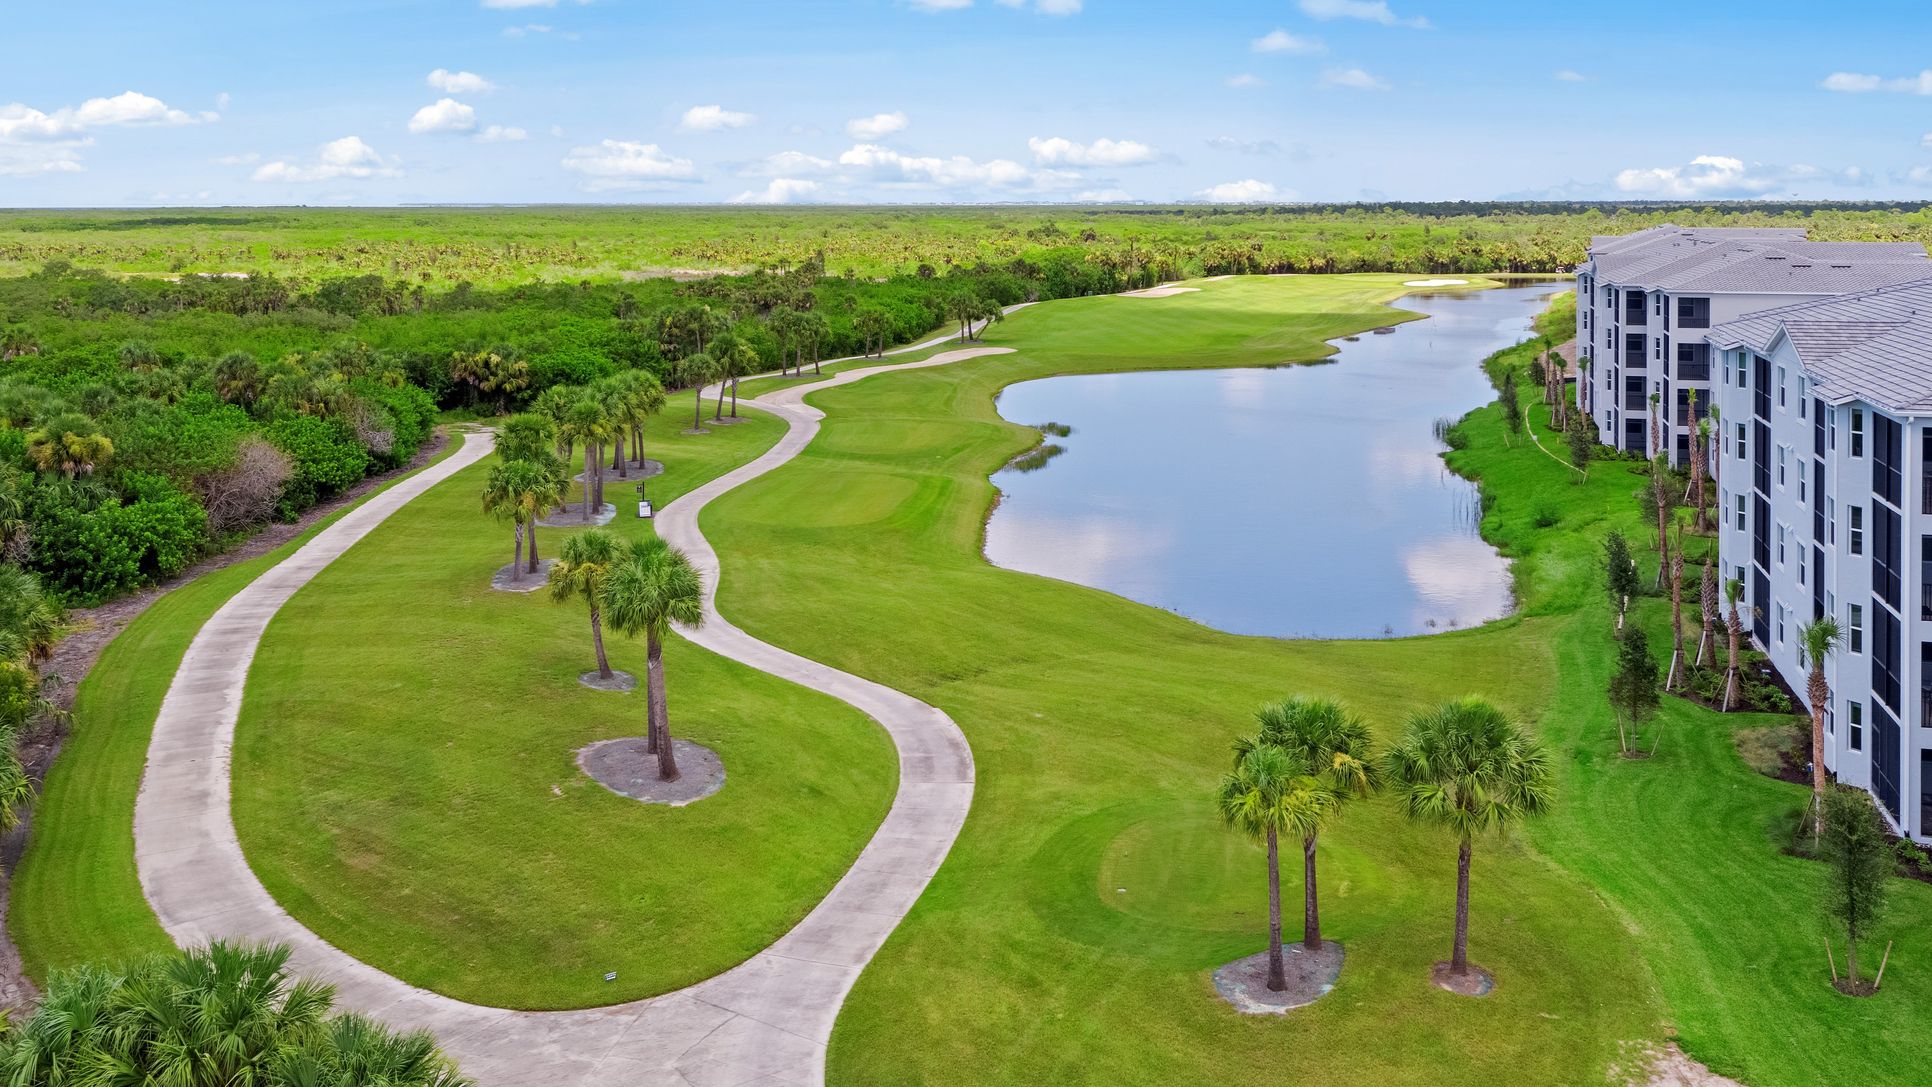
[8,440,465,977]
[694,276,1932,1086]
[228,396,897,1009]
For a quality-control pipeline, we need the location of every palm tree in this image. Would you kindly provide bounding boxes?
[720,339,760,418]
[602,537,705,781]
[1697,559,1719,668]
[25,413,113,479]
[675,352,720,431]
[1798,616,1844,836]
[1692,412,1712,532]
[1216,744,1323,992]
[855,306,891,358]
[1385,697,1553,980]
[496,412,555,465]
[561,396,613,520]
[1235,697,1381,949]
[1647,391,1661,459]
[548,530,622,680]
[483,458,566,578]
[1723,578,1745,711]
[1666,521,1687,690]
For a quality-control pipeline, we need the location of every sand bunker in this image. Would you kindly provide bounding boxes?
[1121,285,1201,298]
[1402,278,1469,287]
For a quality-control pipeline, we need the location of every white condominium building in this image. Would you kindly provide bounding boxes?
[1573,227,1928,464]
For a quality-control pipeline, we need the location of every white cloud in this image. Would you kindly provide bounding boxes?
[1905,165,1932,186]
[1320,67,1390,90]
[1298,0,1429,28]
[1923,132,1932,149]
[1027,136,1157,166]
[0,91,212,175]
[838,143,1076,191]
[742,150,835,176]
[679,104,755,132]
[995,0,1083,12]
[1613,155,1781,198]
[1196,179,1278,202]
[909,0,973,9]
[1252,29,1324,54]
[1225,73,1265,88]
[1554,69,1586,82]
[1821,69,1932,94]
[408,98,477,135]
[729,178,821,204]
[1207,136,1280,155]
[477,125,528,142]
[503,23,551,36]
[0,144,85,176]
[1074,188,1132,201]
[215,92,232,111]
[428,69,495,94]
[560,139,697,191]
[252,136,400,183]
[846,111,909,140]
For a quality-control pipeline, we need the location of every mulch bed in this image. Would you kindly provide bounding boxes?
[573,460,662,484]
[577,737,724,807]
[578,669,637,692]
[538,503,616,528]
[1210,940,1343,1014]
[1431,961,1495,997]
[491,559,554,593]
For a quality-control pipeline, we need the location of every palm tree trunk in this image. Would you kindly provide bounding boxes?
[693,387,704,431]
[614,433,628,479]
[582,444,594,521]
[715,379,726,420]
[1302,832,1321,950]
[1452,836,1472,975]
[649,631,679,781]
[591,605,613,679]
[1265,824,1285,991]
[512,523,523,577]
[1810,670,1828,838]
[527,521,540,573]
[731,376,739,418]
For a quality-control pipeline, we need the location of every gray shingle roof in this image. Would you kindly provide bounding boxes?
[1707,278,1932,412]
[1584,226,1928,295]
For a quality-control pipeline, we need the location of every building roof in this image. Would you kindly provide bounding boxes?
[1707,277,1932,412]
[1580,225,1929,296]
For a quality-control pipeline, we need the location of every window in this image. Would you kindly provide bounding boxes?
[1724,354,1732,387]
[1736,423,1747,460]
[1799,547,1807,588]
[1777,365,1787,408]
[1777,445,1788,487]
[1777,522,1788,566]
[1829,497,1837,544]
[1799,459,1808,503]
[1654,293,1664,316]
[1852,408,1865,457]
[1850,702,1864,751]
[1735,493,1747,532]
[1852,506,1865,555]
[1777,603,1788,645]
[1800,384,1808,419]
[1850,604,1864,654]
[1830,410,1838,451]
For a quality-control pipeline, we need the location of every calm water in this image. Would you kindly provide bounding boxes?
[984,284,1555,639]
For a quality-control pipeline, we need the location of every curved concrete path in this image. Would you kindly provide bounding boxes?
[134,344,1015,1086]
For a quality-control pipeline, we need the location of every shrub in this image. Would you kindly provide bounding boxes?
[267,413,370,514]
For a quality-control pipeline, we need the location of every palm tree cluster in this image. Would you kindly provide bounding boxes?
[0,941,471,1086]
[482,414,568,582]
[546,529,707,782]
[530,372,665,520]
[1218,695,1550,991]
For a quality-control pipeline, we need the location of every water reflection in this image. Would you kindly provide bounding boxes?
[983,284,1554,639]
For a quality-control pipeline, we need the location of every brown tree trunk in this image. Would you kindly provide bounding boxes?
[511,523,523,577]
[715,378,727,420]
[1725,610,1743,711]
[1846,936,1859,987]
[693,387,704,430]
[527,522,540,573]
[591,605,613,679]
[582,443,594,521]
[1452,836,1472,976]
[1668,542,1686,689]
[614,433,628,479]
[1265,824,1285,991]
[1809,669,1828,837]
[648,630,679,781]
[1302,832,1321,950]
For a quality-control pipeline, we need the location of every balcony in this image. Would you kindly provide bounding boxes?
[1625,392,1648,411]
[1677,359,1711,382]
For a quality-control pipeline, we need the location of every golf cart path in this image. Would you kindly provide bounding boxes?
[133,337,1020,1085]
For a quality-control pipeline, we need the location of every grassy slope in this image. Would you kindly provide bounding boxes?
[229,392,896,1009]
[702,276,1660,1086]
[701,275,1931,1087]
[9,440,462,976]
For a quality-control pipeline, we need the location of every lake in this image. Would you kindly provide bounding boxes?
[983,283,1555,639]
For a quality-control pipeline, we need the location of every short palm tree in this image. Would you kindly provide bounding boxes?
[496,412,556,465]
[25,412,113,479]
[1385,697,1553,979]
[1723,578,1745,711]
[1798,616,1844,836]
[1216,743,1325,992]
[1234,696,1381,949]
[548,529,622,679]
[602,537,706,781]
[675,352,720,431]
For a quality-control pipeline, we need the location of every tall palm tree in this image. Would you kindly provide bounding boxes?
[1216,744,1324,992]
[602,537,705,781]
[676,352,720,431]
[1385,697,1553,980]
[561,396,613,520]
[548,530,622,680]
[496,412,555,465]
[1667,521,1687,690]
[1798,616,1844,836]
[1647,391,1661,459]
[1723,578,1745,711]
[1234,697,1381,949]
[483,458,566,579]
[1697,559,1719,668]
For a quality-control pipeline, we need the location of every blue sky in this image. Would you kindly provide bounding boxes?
[6,0,1932,206]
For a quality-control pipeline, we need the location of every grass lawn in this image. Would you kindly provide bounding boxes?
[691,275,1931,1086]
[229,392,897,1009]
[8,440,464,977]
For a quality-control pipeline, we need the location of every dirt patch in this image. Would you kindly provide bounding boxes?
[1430,960,1494,996]
[538,503,616,528]
[577,737,724,807]
[491,560,554,593]
[1211,941,1343,1014]
[1636,1043,1745,1087]
[1736,721,1808,785]
[578,669,637,693]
